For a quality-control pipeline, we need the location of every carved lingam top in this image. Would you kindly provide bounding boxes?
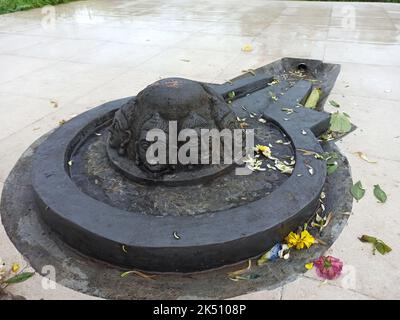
[108,78,238,175]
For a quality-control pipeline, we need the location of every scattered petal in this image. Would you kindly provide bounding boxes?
[281,107,294,115]
[353,151,377,164]
[268,91,278,101]
[11,263,20,273]
[283,253,290,260]
[254,144,271,158]
[241,44,253,52]
[268,79,279,86]
[120,270,155,280]
[305,262,314,270]
[311,212,333,232]
[243,156,266,171]
[173,231,181,240]
[305,164,314,175]
[275,160,293,174]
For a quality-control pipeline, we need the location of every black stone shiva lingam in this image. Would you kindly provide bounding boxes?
[1,58,341,273]
[107,78,240,185]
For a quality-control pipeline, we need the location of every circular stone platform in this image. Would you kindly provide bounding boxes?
[0,137,352,299]
[1,58,352,298]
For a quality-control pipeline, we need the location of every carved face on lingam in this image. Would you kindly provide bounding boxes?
[108,78,238,174]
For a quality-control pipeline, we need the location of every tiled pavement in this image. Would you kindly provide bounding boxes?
[0,0,399,299]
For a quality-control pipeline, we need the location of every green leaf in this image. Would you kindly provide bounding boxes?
[343,112,351,118]
[351,181,365,201]
[359,235,392,255]
[329,100,340,108]
[329,112,352,133]
[304,88,321,109]
[359,235,377,243]
[227,91,235,99]
[373,184,387,203]
[4,272,34,284]
[327,163,338,175]
[375,240,392,255]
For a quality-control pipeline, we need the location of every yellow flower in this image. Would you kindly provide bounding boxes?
[305,262,314,270]
[255,144,271,158]
[299,230,315,249]
[285,232,300,248]
[11,263,20,273]
[285,230,315,250]
[241,44,253,52]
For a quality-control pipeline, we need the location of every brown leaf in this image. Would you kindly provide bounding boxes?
[353,151,377,163]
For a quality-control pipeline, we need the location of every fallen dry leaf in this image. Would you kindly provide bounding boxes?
[120,270,156,280]
[353,151,377,163]
[228,260,251,280]
[242,69,256,76]
[50,100,58,108]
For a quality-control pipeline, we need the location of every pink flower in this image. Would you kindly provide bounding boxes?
[314,256,343,280]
